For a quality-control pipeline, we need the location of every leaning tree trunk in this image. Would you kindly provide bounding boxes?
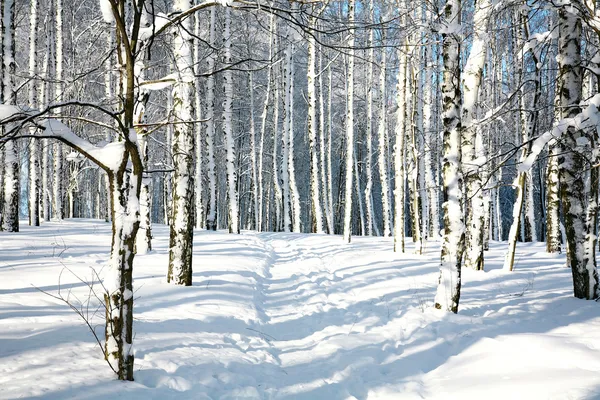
[168,0,196,285]
[557,8,599,300]
[504,8,542,271]
[435,0,465,313]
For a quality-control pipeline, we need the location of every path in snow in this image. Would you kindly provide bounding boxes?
[2,220,600,399]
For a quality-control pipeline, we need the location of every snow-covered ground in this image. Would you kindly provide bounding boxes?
[1,219,599,399]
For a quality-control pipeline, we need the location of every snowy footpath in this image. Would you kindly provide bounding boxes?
[1,219,600,399]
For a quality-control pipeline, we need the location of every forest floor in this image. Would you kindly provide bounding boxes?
[1,219,600,399]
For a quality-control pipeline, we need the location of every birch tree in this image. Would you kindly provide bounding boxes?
[168,0,197,285]
[556,6,599,300]
[378,28,392,237]
[343,0,355,243]
[205,6,217,231]
[223,5,239,234]
[28,0,40,227]
[462,0,491,271]
[434,0,465,313]
[307,12,324,234]
[1,0,18,233]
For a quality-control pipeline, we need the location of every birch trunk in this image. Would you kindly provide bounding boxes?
[327,64,335,234]
[319,47,333,234]
[556,8,599,299]
[194,14,203,229]
[435,0,465,313]
[205,7,217,231]
[272,69,283,232]
[462,0,490,271]
[307,16,324,233]
[288,43,301,233]
[364,0,375,236]
[378,30,392,237]
[546,138,561,253]
[1,0,18,232]
[504,9,542,271]
[343,0,355,243]
[168,0,196,285]
[53,0,64,221]
[282,38,292,232]
[393,31,407,253]
[223,6,239,234]
[28,0,39,227]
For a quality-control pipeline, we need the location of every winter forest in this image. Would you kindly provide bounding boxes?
[1,0,600,398]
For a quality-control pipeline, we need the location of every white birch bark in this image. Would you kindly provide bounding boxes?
[435,0,465,313]
[364,0,375,236]
[205,7,217,231]
[257,15,275,232]
[556,8,599,299]
[422,24,439,239]
[504,9,543,271]
[307,15,324,233]
[546,138,561,253]
[53,0,63,221]
[28,0,39,227]
[1,0,18,232]
[194,14,203,229]
[249,71,259,230]
[462,0,490,271]
[378,29,392,237]
[343,0,355,243]
[327,63,335,234]
[281,37,292,232]
[223,6,239,234]
[167,0,197,285]
[272,65,283,232]
[288,42,301,233]
[393,30,407,253]
[319,47,333,234]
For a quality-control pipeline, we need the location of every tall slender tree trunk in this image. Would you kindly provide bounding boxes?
[272,66,283,232]
[28,0,40,227]
[307,15,324,234]
[435,0,465,313]
[364,0,375,236]
[223,6,239,234]
[205,7,217,231]
[462,0,491,271]
[194,14,204,230]
[319,47,333,234]
[168,0,196,285]
[327,64,335,234]
[343,0,355,243]
[504,8,542,271]
[378,30,392,237]
[394,22,407,253]
[1,0,18,232]
[556,8,599,299]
